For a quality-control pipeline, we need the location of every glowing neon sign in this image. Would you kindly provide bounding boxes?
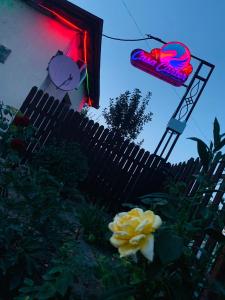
[131,42,193,86]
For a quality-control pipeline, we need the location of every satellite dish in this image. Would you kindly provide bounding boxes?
[48,54,86,91]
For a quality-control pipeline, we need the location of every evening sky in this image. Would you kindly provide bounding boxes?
[71,0,225,163]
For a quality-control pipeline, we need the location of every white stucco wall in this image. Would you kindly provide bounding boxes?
[0,0,84,110]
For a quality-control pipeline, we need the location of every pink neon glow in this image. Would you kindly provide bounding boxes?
[131,41,193,87]
[39,4,83,32]
[38,4,93,106]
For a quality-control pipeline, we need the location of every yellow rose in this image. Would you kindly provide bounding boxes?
[108,208,162,261]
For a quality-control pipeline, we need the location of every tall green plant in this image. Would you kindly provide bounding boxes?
[189,118,225,173]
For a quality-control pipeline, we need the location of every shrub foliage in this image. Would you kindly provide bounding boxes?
[0,105,225,300]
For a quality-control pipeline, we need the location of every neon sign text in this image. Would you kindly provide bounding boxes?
[131,42,193,87]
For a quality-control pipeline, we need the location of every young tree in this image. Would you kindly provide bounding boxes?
[102,89,153,142]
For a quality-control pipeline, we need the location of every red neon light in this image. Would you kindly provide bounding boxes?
[39,4,92,106]
[87,98,92,106]
[39,4,83,32]
[84,30,88,65]
[131,42,193,87]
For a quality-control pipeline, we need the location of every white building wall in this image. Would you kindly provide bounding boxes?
[0,0,84,110]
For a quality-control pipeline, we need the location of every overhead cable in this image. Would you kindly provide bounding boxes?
[102,34,152,42]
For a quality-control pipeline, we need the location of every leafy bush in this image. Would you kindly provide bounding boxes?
[31,140,89,199]
[75,198,110,247]
[0,146,84,298]
[17,240,101,300]
[1,103,225,300]
[0,109,94,299]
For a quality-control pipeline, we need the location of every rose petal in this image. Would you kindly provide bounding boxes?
[153,215,162,229]
[118,244,139,258]
[108,222,116,232]
[143,210,154,219]
[135,219,149,233]
[114,231,131,239]
[140,234,154,261]
[116,212,127,218]
[129,208,143,217]
[129,234,146,245]
[110,236,127,248]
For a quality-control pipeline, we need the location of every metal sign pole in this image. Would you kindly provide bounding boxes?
[147,35,215,161]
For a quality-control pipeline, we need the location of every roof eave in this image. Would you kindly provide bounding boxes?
[24,0,103,108]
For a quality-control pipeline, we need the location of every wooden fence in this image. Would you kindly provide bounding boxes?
[19,87,225,298]
[20,87,172,205]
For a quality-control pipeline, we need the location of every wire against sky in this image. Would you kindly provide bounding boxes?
[102,34,166,44]
[120,0,151,49]
[102,34,151,41]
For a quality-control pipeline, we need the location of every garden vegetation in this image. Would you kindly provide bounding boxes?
[0,105,225,299]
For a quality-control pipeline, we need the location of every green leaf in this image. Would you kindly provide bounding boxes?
[19,286,36,294]
[139,192,169,199]
[213,151,222,164]
[209,141,213,151]
[188,137,211,172]
[155,230,184,264]
[55,272,73,296]
[100,285,136,300]
[159,204,177,220]
[139,193,169,206]
[122,203,137,209]
[141,197,168,206]
[215,138,225,152]
[48,266,63,275]
[38,283,56,299]
[213,118,220,149]
[23,278,34,287]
